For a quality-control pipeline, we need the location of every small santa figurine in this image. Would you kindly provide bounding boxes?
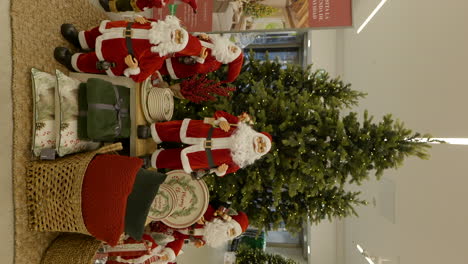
[137,110,272,176]
[158,34,244,83]
[144,206,249,263]
[103,205,248,264]
[99,0,197,13]
[54,16,203,83]
[104,234,167,264]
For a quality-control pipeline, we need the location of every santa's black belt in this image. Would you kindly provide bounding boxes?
[124,22,135,57]
[204,127,216,169]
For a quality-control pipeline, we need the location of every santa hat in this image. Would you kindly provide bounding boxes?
[223,54,244,83]
[203,204,216,222]
[261,132,272,142]
[231,211,249,237]
[182,0,197,13]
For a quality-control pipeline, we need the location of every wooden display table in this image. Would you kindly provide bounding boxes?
[70,73,157,157]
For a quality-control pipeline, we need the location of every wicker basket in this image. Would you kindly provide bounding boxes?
[41,233,102,264]
[26,143,123,234]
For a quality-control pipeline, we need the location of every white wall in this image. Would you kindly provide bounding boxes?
[177,243,227,264]
[307,220,337,264]
[307,29,338,77]
[307,0,468,263]
[341,0,468,263]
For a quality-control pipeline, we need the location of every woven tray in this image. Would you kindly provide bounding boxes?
[41,233,102,264]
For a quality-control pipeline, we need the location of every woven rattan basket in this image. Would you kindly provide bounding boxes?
[41,233,102,264]
[26,143,123,234]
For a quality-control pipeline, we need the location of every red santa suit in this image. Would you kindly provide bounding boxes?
[132,220,208,264]
[71,16,202,83]
[148,204,216,240]
[106,234,176,264]
[150,111,241,176]
[147,207,249,257]
[110,207,248,264]
[148,111,272,176]
[136,0,168,10]
[158,35,243,83]
[158,50,222,80]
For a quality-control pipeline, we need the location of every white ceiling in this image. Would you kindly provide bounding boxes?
[309,0,468,263]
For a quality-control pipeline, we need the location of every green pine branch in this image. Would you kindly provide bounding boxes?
[173,53,432,232]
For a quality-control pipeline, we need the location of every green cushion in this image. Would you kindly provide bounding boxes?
[86,78,131,141]
[124,169,167,240]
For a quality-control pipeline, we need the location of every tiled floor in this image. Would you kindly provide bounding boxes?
[0,0,15,263]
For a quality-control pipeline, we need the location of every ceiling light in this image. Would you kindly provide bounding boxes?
[356,244,364,253]
[356,244,391,264]
[414,138,468,145]
[365,256,376,264]
[357,0,389,34]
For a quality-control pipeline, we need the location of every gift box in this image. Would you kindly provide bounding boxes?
[78,78,131,141]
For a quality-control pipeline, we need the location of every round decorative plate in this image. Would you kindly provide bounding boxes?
[147,88,174,121]
[147,184,178,221]
[163,92,174,120]
[147,90,160,120]
[161,170,210,229]
[140,77,154,124]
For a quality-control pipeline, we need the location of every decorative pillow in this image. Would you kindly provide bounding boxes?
[80,78,131,141]
[55,70,101,157]
[125,169,168,240]
[31,68,56,157]
[81,154,143,246]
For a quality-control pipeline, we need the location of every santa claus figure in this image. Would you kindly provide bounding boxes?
[99,0,197,13]
[137,110,272,176]
[145,207,249,263]
[104,205,248,264]
[54,16,203,83]
[158,33,244,83]
[105,234,169,264]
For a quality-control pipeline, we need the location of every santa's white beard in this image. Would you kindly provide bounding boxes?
[230,122,263,168]
[149,16,188,56]
[203,218,238,248]
[209,34,241,64]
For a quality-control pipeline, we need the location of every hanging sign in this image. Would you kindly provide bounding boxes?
[153,0,352,32]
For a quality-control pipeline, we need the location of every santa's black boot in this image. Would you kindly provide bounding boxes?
[61,24,81,49]
[99,0,111,11]
[137,125,151,139]
[54,47,76,72]
[139,155,152,168]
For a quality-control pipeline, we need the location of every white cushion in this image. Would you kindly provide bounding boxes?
[31,68,56,157]
[55,70,100,157]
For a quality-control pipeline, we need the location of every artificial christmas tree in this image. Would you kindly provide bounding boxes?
[235,246,298,264]
[172,53,432,232]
